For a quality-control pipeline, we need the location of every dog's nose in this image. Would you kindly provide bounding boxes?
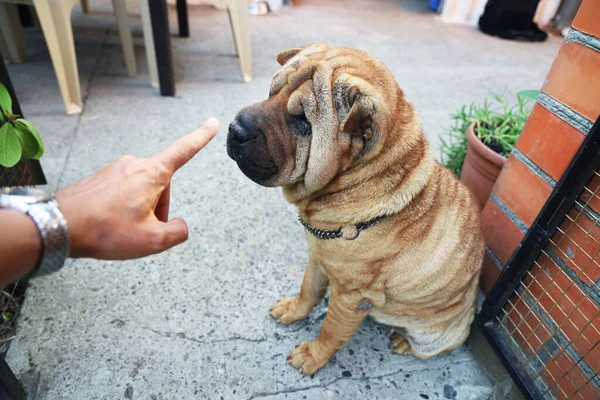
[229,110,260,144]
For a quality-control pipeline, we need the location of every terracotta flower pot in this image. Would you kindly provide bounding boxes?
[460,122,507,210]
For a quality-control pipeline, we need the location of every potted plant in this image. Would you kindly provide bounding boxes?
[0,82,45,169]
[440,90,538,209]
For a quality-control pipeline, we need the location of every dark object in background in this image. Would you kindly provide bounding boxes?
[429,0,442,12]
[552,0,583,33]
[17,5,34,28]
[478,0,547,42]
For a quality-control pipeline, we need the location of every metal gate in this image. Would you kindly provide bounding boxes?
[479,115,600,399]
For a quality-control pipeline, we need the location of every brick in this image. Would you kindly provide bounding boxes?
[494,155,553,227]
[551,209,600,286]
[525,249,600,372]
[515,104,585,181]
[543,352,577,399]
[542,42,600,123]
[481,200,524,265]
[572,0,600,37]
[577,384,600,400]
[523,255,572,326]
[558,365,597,399]
[480,252,502,294]
[580,173,600,215]
[541,351,600,400]
[528,257,600,398]
[504,292,552,354]
[525,255,582,327]
[574,324,600,373]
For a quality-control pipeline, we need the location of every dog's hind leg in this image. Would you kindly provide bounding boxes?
[389,308,475,359]
[389,328,448,359]
[270,252,328,325]
[389,328,413,355]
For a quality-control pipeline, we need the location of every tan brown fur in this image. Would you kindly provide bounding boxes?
[228,44,484,375]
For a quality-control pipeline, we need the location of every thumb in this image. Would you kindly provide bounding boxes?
[150,218,189,253]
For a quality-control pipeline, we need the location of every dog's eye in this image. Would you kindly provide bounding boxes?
[288,114,312,136]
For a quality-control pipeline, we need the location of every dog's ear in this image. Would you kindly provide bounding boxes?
[340,101,362,135]
[276,48,303,66]
[340,98,374,140]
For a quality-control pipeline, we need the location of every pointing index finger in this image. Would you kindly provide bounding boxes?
[155,118,219,173]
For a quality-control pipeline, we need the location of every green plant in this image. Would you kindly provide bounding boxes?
[440,90,538,177]
[0,83,45,168]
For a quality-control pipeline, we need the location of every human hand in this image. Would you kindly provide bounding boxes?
[55,118,219,260]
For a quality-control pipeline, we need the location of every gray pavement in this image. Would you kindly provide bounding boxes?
[5,0,562,398]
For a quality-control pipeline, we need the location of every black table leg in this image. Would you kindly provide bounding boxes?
[148,0,175,97]
[176,0,189,37]
[0,54,47,187]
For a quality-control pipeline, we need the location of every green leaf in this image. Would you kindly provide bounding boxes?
[0,83,12,115]
[2,311,13,322]
[14,123,39,159]
[15,119,44,159]
[0,124,22,168]
[517,90,540,101]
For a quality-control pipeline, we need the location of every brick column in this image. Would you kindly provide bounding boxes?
[480,0,600,294]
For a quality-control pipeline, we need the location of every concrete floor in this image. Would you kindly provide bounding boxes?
[5,1,562,399]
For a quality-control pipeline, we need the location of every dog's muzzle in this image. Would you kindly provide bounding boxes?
[227,110,278,185]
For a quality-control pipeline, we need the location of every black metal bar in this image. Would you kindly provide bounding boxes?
[176,0,189,37]
[482,323,543,400]
[0,51,47,187]
[0,356,26,400]
[17,5,34,28]
[148,0,175,97]
[479,115,600,323]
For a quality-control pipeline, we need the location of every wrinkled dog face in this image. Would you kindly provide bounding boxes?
[227,44,397,193]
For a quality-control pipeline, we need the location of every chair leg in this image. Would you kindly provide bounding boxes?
[33,0,83,115]
[227,0,252,82]
[147,0,174,96]
[140,0,159,88]
[176,0,189,37]
[0,3,27,63]
[112,0,137,77]
[226,7,238,56]
[30,5,41,30]
[80,0,90,13]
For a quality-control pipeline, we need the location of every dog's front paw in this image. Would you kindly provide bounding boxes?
[287,341,330,375]
[269,297,309,325]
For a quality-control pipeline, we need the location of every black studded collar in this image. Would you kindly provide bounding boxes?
[298,214,388,240]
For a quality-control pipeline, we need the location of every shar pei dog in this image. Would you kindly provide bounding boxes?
[226,44,484,375]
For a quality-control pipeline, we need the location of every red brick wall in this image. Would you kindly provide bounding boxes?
[480,1,600,396]
[480,0,599,294]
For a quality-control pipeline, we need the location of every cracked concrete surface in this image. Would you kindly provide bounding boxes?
[5,0,561,398]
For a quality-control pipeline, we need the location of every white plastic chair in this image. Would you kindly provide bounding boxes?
[145,0,252,84]
[226,0,252,83]
[0,0,137,115]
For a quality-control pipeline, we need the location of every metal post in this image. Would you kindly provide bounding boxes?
[176,0,189,37]
[148,0,175,97]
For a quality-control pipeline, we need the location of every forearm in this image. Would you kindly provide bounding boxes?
[0,210,41,286]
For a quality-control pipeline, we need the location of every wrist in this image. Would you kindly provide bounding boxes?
[0,210,41,282]
[55,190,92,258]
[0,187,70,280]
